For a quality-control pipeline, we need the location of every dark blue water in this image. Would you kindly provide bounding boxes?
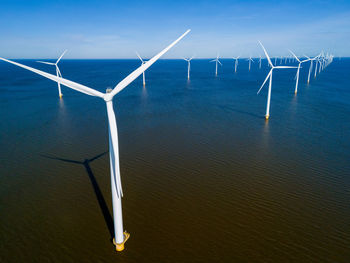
[0,58,349,262]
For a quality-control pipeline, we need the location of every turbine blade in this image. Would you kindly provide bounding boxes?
[274,66,298,69]
[56,49,67,64]
[0,57,104,98]
[257,70,272,95]
[56,66,62,77]
[135,51,144,62]
[288,49,300,62]
[110,29,191,97]
[37,61,55,65]
[258,41,273,67]
[218,60,222,66]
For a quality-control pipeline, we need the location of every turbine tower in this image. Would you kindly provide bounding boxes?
[37,50,67,99]
[210,54,222,76]
[136,52,146,86]
[0,29,190,252]
[289,50,310,94]
[183,56,194,80]
[259,55,262,69]
[257,41,296,120]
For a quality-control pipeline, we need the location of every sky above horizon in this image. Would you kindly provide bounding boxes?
[1,0,349,59]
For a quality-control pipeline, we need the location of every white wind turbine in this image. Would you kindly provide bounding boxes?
[232,56,240,73]
[289,50,310,94]
[37,50,67,99]
[246,55,254,71]
[257,41,296,120]
[279,56,283,64]
[0,29,190,252]
[304,54,319,84]
[135,51,147,86]
[183,56,194,80]
[315,51,325,77]
[314,56,319,78]
[210,54,222,76]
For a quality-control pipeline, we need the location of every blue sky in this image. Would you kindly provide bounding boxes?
[1,0,349,58]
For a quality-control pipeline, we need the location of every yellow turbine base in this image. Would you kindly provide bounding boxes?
[59,94,63,99]
[265,115,269,120]
[113,232,130,252]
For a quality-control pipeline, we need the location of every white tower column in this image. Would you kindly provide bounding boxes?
[314,61,318,78]
[56,67,63,99]
[142,72,146,86]
[295,64,300,94]
[307,60,313,84]
[266,72,272,120]
[106,99,129,251]
[187,61,190,80]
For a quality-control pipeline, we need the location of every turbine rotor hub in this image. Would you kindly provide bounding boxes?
[104,88,113,101]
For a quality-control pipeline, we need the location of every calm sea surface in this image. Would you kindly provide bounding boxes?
[0,58,349,262]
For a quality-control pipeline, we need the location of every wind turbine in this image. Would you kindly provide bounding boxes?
[289,50,310,94]
[257,41,296,120]
[304,54,319,84]
[183,56,194,80]
[0,29,190,252]
[246,55,254,71]
[135,52,146,86]
[279,56,283,65]
[314,56,319,78]
[232,56,240,72]
[210,54,222,76]
[37,50,67,99]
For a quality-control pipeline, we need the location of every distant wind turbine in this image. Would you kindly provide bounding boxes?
[247,55,254,71]
[289,50,310,94]
[304,54,319,84]
[210,54,222,76]
[0,29,190,252]
[314,56,319,78]
[135,52,147,86]
[37,50,67,99]
[257,41,296,120]
[183,56,194,80]
[232,56,240,72]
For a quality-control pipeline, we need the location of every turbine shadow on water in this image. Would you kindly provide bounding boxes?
[41,152,114,238]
